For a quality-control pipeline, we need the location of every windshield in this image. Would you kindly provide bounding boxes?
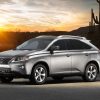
[16,38,54,50]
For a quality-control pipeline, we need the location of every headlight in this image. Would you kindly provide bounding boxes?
[11,56,29,62]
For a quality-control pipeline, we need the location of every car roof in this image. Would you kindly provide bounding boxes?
[36,35,86,40]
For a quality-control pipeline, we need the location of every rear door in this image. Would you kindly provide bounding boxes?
[67,39,92,74]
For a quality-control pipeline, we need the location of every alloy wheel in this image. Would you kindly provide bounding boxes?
[34,66,46,83]
[86,64,97,80]
[83,63,98,82]
[30,64,47,85]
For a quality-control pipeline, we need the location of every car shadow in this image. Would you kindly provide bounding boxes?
[0,76,100,85]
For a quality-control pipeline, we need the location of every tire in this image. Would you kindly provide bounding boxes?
[52,76,64,81]
[0,77,13,83]
[30,64,47,85]
[82,63,98,82]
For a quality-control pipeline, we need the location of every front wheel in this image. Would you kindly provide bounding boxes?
[30,64,47,85]
[0,77,13,83]
[82,63,98,82]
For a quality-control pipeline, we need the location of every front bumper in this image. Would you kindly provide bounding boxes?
[0,63,27,77]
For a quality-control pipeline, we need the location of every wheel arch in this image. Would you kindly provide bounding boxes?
[31,61,50,77]
[85,60,100,74]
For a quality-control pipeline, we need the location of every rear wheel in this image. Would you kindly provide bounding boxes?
[30,64,47,85]
[0,77,13,83]
[82,63,98,82]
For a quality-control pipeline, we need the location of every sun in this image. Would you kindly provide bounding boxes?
[0,26,5,32]
[0,25,8,32]
[0,17,10,31]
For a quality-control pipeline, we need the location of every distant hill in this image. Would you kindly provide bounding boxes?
[69,26,89,36]
[0,25,99,52]
[69,25,99,36]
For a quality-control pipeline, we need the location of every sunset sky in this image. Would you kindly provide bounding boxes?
[0,0,99,32]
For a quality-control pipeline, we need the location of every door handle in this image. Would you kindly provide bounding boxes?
[66,54,71,57]
[85,53,89,56]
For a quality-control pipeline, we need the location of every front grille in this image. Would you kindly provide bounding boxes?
[0,57,12,64]
[0,68,11,73]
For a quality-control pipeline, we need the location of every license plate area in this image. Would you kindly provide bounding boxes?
[0,65,11,73]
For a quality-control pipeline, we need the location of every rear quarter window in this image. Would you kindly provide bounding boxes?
[68,39,92,50]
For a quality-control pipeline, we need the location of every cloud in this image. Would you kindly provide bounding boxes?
[0,0,98,31]
[0,0,13,3]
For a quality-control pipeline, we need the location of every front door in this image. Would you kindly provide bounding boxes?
[50,39,71,74]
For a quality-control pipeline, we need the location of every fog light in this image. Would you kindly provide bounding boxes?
[19,65,25,69]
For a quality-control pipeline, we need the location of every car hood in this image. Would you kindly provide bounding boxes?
[0,49,39,57]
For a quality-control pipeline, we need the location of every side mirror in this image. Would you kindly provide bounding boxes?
[49,46,60,54]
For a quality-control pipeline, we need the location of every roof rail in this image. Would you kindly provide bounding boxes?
[36,35,56,38]
[57,35,86,40]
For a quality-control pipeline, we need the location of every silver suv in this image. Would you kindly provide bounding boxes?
[0,35,100,85]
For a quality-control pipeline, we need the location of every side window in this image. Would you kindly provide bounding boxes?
[52,40,67,50]
[68,39,92,50]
